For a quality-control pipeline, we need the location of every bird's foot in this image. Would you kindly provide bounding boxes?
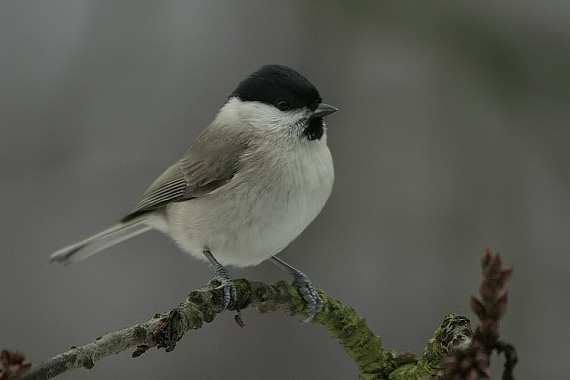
[203,249,237,310]
[291,270,324,322]
[212,265,237,310]
[270,256,324,322]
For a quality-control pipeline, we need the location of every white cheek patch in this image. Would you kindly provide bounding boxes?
[219,99,308,137]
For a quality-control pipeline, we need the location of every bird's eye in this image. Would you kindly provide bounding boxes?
[276,100,290,111]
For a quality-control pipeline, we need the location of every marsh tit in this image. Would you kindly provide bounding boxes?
[50,64,337,319]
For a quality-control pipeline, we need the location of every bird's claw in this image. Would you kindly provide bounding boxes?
[212,265,237,310]
[292,272,324,322]
[213,273,237,310]
[203,249,237,310]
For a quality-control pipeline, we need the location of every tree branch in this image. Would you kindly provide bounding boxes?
[21,279,474,380]
[15,250,515,379]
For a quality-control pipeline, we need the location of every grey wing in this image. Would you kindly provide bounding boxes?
[122,162,188,220]
[122,128,247,221]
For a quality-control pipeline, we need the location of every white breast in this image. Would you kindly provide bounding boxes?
[164,138,334,267]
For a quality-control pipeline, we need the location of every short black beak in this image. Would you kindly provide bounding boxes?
[313,103,338,118]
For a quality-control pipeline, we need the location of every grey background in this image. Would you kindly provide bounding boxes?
[1,1,568,379]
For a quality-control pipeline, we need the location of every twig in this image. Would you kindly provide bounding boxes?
[14,249,515,379]
[438,249,517,379]
[23,280,400,379]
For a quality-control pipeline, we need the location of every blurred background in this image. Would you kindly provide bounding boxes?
[1,1,568,379]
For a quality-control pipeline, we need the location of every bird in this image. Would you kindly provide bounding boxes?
[49,64,337,320]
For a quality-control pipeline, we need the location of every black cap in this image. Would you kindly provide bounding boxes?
[231,65,322,111]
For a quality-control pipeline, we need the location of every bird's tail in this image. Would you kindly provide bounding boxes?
[49,216,152,265]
